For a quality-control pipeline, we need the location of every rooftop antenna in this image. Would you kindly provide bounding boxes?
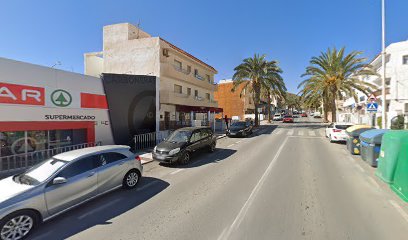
[137,20,141,39]
[51,61,61,68]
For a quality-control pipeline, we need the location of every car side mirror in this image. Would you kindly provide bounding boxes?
[53,177,67,185]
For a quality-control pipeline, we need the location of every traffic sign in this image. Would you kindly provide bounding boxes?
[368,94,377,102]
[367,102,378,112]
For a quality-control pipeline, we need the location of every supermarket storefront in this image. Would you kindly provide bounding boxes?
[0,57,113,158]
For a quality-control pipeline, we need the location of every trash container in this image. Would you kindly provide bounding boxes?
[345,125,373,155]
[359,129,388,167]
[376,130,408,184]
[389,131,408,201]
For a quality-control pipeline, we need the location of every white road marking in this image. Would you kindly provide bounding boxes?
[298,130,304,136]
[170,169,184,175]
[308,130,316,136]
[275,129,282,135]
[368,176,380,189]
[78,198,122,219]
[227,144,235,148]
[136,180,158,192]
[288,136,324,139]
[287,130,294,136]
[236,140,243,143]
[220,137,289,240]
[389,200,408,223]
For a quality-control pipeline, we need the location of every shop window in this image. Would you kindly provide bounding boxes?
[0,131,25,157]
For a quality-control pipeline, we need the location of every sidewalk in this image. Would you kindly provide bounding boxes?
[136,133,227,165]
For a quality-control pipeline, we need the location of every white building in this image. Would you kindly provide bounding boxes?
[341,40,408,127]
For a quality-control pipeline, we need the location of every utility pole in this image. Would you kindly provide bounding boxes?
[381,0,387,129]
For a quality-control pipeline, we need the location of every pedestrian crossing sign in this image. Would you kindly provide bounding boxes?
[367,102,378,112]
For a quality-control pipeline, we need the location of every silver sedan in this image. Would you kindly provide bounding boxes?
[0,145,143,240]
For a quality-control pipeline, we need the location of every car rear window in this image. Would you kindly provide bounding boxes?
[335,125,353,130]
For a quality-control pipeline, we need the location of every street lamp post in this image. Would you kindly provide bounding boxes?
[381,0,387,129]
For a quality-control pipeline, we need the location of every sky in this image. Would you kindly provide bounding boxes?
[0,0,407,93]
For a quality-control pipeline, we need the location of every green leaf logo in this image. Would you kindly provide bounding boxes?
[51,89,72,107]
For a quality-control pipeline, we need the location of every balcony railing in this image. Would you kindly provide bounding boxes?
[173,64,191,75]
[195,74,204,81]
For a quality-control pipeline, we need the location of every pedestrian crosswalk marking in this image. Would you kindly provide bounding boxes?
[308,130,316,136]
[298,130,304,136]
[287,130,294,135]
[275,129,283,135]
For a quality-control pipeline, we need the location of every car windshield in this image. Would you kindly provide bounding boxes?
[274,114,281,117]
[231,122,247,127]
[335,125,353,130]
[166,130,192,143]
[14,158,68,185]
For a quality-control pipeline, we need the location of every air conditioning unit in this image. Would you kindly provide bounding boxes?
[163,49,169,57]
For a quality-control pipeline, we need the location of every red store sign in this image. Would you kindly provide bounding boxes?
[0,82,45,106]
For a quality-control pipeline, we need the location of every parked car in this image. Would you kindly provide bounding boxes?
[227,121,253,138]
[0,145,142,240]
[310,112,314,116]
[293,114,300,118]
[273,114,283,121]
[301,113,307,117]
[152,127,216,165]
[313,112,322,118]
[325,123,354,142]
[283,115,294,123]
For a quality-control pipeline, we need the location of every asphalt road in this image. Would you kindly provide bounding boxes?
[29,117,408,240]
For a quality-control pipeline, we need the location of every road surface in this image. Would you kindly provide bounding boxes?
[30,118,408,240]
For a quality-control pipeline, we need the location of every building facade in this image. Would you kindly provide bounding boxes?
[85,23,221,130]
[214,79,255,120]
[341,40,408,127]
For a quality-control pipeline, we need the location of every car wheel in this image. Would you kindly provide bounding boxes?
[123,170,140,189]
[179,151,190,165]
[208,142,216,153]
[0,210,39,240]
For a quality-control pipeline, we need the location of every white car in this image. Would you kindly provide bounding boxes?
[325,123,354,142]
[273,114,283,121]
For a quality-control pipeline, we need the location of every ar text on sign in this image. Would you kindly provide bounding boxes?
[0,82,45,106]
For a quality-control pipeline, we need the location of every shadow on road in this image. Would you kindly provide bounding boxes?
[160,148,237,169]
[29,177,169,240]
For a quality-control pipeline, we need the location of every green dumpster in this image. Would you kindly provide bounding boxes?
[346,125,373,155]
[359,129,388,167]
[376,130,408,184]
[389,131,408,202]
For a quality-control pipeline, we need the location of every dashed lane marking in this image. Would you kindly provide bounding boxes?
[78,198,122,219]
[136,180,159,192]
[287,130,294,136]
[170,169,184,175]
[219,137,289,240]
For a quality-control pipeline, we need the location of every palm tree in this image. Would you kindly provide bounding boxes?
[300,47,376,122]
[298,76,331,122]
[232,54,285,126]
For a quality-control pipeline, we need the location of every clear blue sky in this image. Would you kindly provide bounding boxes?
[1,0,407,93]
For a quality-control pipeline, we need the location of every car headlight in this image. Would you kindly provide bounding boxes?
[239,129,244,132]
[153,146,157,152]
[169,148,180,155]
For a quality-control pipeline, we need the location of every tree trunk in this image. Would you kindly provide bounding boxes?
[267,91,272,123]
[331,96,337,123]
[323,99,329,123]
[253,84,261,126]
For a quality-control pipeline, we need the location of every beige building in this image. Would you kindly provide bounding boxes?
[84,23,220,130]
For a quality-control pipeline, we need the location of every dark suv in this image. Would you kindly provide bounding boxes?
[152,127,217,164]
